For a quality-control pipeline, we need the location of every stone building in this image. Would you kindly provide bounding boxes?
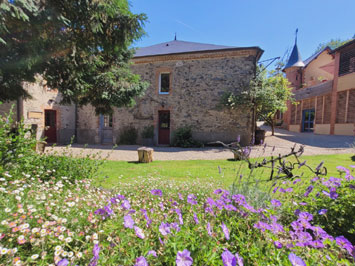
[283,38,355,135]
[0,75,76,144]
[1,40,263,145]
[77,40,263,145]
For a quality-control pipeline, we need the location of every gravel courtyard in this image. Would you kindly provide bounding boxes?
[46,127,354,161]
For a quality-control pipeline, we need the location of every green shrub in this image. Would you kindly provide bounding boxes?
[118,127,138,145]
[0,107,103,183]
[172,126,202,148]
[277,167,355,244]
[141,125,154,139]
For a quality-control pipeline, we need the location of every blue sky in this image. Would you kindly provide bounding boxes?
[130,0,355,65]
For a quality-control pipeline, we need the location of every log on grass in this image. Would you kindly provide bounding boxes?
[137,147,154,163]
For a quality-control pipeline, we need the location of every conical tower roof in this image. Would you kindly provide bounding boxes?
[284,29,305,69]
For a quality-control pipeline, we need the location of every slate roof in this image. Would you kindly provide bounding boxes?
[134,40,261,58]
[284,43,305,69]
[303,47,330,67]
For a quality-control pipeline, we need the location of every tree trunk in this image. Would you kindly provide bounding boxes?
[137,147,154,163]
[271,114,276,136]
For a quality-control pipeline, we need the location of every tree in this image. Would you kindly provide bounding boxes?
[0,0,148,114]
[314,37,353,54]
[221,66,293,136]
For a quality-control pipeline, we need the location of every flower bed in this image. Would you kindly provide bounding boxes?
[1,166,355,265]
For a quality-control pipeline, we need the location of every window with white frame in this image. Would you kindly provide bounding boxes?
[159,73,170,94]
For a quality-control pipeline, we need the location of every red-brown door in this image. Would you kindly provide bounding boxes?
[158,111,170,145]
[44,110,57,143]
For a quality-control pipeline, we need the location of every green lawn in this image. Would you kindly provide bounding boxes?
[95,153,354,189]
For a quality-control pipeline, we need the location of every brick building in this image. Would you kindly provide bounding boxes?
[283,39,355,135]
[1,40,263,145]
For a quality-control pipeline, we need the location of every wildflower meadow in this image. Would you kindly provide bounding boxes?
[1,112,355,265]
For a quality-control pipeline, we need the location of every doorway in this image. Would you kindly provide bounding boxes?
[302,109,315,132]
[44,110,57,143]
[100,114,113,144]
[158,111,170,145]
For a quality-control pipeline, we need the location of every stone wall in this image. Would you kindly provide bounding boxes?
[0,101,17,121]
[77,105,100,144]
[110,53,256,146]
[21,76,76,144]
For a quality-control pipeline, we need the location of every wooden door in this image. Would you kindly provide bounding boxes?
[44,110,57,143]
[158,111,170,145]
[100,115,113,144]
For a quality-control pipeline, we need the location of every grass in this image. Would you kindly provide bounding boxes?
[95,153,354,189]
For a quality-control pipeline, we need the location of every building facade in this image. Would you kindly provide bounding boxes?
[76,40,263,145]
[1,40,263,145]
[283,39,355,136]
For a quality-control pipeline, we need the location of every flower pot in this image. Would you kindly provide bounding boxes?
[37,141,47,153]
[255,129,265,145]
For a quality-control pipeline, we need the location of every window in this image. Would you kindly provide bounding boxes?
[339,48,355,76]
[159,73,170,94]
[103,115,112,128]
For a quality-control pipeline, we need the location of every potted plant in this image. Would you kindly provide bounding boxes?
[255,128,266,145]
[141,125,154,146]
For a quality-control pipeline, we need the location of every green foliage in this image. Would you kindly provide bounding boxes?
[315,37,353,54]
[0,106,102,183]
[278,168,355,243]
[221,66,293,134]
[141,125,154,139]
[119,126,138,145]
[173,126,202,148]
[0,0,148,113]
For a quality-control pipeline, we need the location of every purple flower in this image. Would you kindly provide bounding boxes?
[171,222,181,232]
[316,161,324,172]
[193,213,199,224]
[159,222,171,236]
[121,200,131,210]
[270,199,281,207]
[187,194,197,205]
[147,250,157,257]
[207,222,212,236]
[176,249,193,266]
[350,184,355,189]
[214,189,223,194]
[288,253,306,266]
[221,222,230,240]
[124,215,135,229]
[57,259,69,266]
[304,185,314,197]
[221,249,236,266]
[336,236,353,253]
[134,226,145,239]
[298,212,313,221]
[88,244,100,266]
[151,189,163,197]
[310,240,324,248]
[235,253,243,266]
[135,256,148,266]
[274,241,282,249]
[298,160,307,169]
[291,221,303,232]
[254,221,272,232]
[318,209,327,215]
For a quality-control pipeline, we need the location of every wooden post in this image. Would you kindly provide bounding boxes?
[137,147,154,163]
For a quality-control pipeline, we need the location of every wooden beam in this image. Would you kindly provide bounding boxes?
[345,89,350,123]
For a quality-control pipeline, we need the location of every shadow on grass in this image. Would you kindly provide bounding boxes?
[351,155,355,162]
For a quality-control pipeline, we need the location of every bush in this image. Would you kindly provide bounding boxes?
[141,125,154,139]
[172,126,202,148]
[277,166,355,244]
[118,127,138,145]
[0,108,102,183]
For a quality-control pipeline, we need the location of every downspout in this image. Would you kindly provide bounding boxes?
[74,104,78,143]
